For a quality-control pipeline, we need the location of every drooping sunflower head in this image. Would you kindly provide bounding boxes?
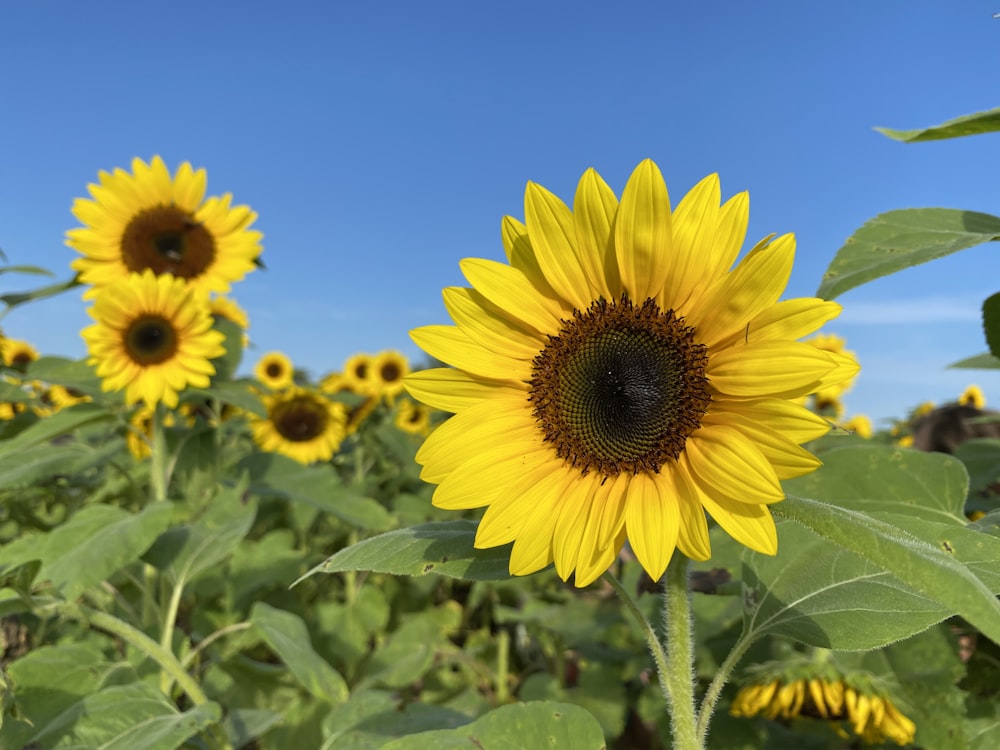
[81,269,227,408]
[67,156,262,297]
[2,338,40,372]
[406,159,858,586]
[254,351,295,390]
[251,388,348,464]
[371,350,410,399]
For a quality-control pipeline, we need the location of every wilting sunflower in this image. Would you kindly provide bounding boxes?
[81,270,226,408]
[343,353,375,394]
[371,350,410,399]
[254,351,294,390]
[406,160,857,586]
[67,156,262,297]
[2,338,39,371]
[251,387,347,464]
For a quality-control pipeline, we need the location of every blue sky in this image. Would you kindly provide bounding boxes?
[2,1,1000,425]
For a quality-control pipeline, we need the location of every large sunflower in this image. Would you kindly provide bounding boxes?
[67,156,262,297]
[406,160,857,586]
[81,270,226,407]
[251,388,347,464]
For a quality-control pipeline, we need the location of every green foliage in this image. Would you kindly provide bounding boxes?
[876,106,1000,142]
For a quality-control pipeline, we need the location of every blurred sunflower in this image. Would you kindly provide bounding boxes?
[251,388,347,464]
[81,270,226,408]
[406,159,856,585]
[254,351,294,390]
[371,350,409,399]
[804,334,856,414]
[319,372,350,394]
[126,403,176,460]
[3,338,39,371]
[67,156,262,297]
[38,384,90,415]
[343,353,375,394]
[841,414,872,439]
[395,398,432,435]
[959,384,986,409]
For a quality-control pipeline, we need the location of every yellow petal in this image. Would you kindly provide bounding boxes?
[692,485,778,555]
[409,325,527,381]
[707,341,839,398]
[614,159,673,303]
[573,168,620,299]
[442,286,541,359]
[460,257,565,334]
[685,424,784,504]
[664,173,721,314]
[500,216,562,301]
[476,464,575,548]
[702,411,823,480]
[552,479,599,580]
[525,181,596,309]
[404,367,521,413]
[672,464,712,560]
[716,397,833,444]
[624,472,679,581]
[740,298,843,345]
[575,526,627,587]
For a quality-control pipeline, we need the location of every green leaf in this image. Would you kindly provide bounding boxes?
[817,209,1000,300]
[222,708,283,748]
[247,454,394,530]
[0,440,121,488]
[210,318,244,382]
[25,682,221,750]
[742,521,952,650]
[0,264,54,277]
[0,504,174,599]
[188,379,266,416]
[983,292,1000,360]
[0,274,79,311]
[297,521,515,584]
[782,444,968,521]
[950,352,1000,369]
[321,690,472,750]
[144,479,256,586]
[774,495,1000,645]
[378,701,606,750]
[0,402,111,461]
[954,438,1000,498]
[25,356,104,397]
[250,602,349,704]
[876,106,1000,142]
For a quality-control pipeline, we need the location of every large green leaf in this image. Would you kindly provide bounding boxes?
[782,444,968,521]
[774,495,1000,645]
[188,379,266,416]
[246,454,394,531]
[26,356,105,398]
[250,602,349,704]
[0,402,111,461]
[0,439,121,488]
[876,106,1000,142]
[378,701,606,750]
[743,521,955,650]
[950,352,1000,370]
[0,503,174,599]
[983,291,1000,360]
[144,479,256,586]
[0,274,80,311]
[24,682,221,750]
[817,209,1000,300]
[297,521,515,583]
[320,690,472,750]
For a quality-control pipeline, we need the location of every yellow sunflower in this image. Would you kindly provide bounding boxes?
[841,414,872,439]
[406,160,857,586]
[371,350,410,399]
[395,398,432,435]
[67,156,262,297]
[342,353,375,394]
[126,403,176,460]
[251,388,347,464]
[959,384,986,410]
[2,338,39,371]
[81,270,226,408]
[254,351,294,390]
[319,372,349,394]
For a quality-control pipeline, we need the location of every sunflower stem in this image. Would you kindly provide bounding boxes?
[602,570,673,707]
[661,552,701,750]
[695,622,757,744]
[150,402,169,503]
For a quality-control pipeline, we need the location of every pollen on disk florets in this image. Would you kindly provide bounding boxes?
[529,294,711,477]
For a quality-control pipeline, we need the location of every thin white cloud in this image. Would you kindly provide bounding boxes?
[836,297,982,325]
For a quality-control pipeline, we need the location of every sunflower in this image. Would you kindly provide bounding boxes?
[126,403,176,460]
[959,384,986,410]
[251,388,347,464]
[804,334,856,413]
[841,414,872,439]
[342,353,375,394]
[319,372,349,394]
[2,338,39,371]
[371,350,410,399]
[395,398,432,435]
[254,351,294,390]
[81,270,226,408]
[406,160,857,586]
[67,156,262,297]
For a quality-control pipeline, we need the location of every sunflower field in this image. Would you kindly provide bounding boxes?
[2,109,1000,750]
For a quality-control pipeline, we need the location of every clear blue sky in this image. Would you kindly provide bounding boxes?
[3,1,1000,425]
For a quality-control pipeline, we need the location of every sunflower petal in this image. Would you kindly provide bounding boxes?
[624,472,679,581]
[525,181,596,309]
[573,168,620,299]
[707,341,839,398]
[409,325,528,381]
[686,424,784,505]
[615,159,673,303]
[460,258,565,333]
[404,368,521,413]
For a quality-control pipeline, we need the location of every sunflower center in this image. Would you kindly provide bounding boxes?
[530,295,711,477]
[121,205,216,279]
[380,362,401,383]
[272,396,329,443]
[265,362,284,378]
[124,315,179,365]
